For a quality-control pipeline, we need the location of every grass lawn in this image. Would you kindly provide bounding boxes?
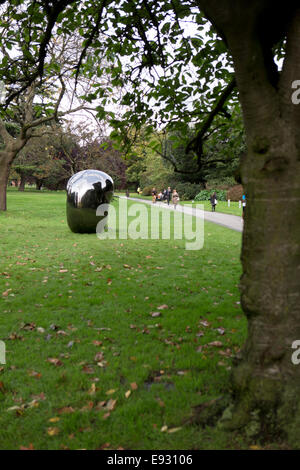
[115,192,243,217]
[0,189,248,450]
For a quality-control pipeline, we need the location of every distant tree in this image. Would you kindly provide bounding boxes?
[0,28,100,209]
[84,139,128,189]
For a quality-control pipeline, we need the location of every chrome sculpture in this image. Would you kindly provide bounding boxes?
[66,169,114,233]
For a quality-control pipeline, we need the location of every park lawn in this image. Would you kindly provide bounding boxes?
[180,200,243,217]
[115,192,243,217]
[0,189,248,450]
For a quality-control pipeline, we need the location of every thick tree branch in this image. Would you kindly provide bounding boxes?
[0,119,13,145]
[186,77,236,156]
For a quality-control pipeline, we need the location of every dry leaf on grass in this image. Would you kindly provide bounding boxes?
[49,417,60,423]
[168,427,182,433]
[46,358,63,367]
[58,406,75,414]
[130,382,138,390]
[47,427,60,436]
[20,443,34,450]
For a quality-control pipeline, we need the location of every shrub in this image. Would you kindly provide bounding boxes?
[194,189,227,201]
[226,185,244,201]
[172,182,204,200]
[206,176,237,189]
[142,185,153,196]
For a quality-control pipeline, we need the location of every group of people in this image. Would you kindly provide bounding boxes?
[151,187,180,209]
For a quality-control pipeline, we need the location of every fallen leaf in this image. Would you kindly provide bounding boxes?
[216,327,226,335]
[81,401,94,412]
[157,304,168,310]
[20,443,35,450]
[58,406,75,414]
[208,341,223,347]
[8,333,23,340]
[20,322,36,331]
[168,427,182,433]
[95,401,106,410]
[196,331,204,337]
[28,399,39,409]
[47,358,63,366]
[56,330,67,336]
[106,399,117,411]
[7,405,24,412]
[99,442,111,449]
[82,365,94,374]
[94,352,104,362]
[125,390,131,398]
[49,417,60,423]
[150,312,161,318]
[49,324,60,331]
[199,320,210,327]
[28,370,42,379]
[88,383,96,395]
[47,427,60,436]
[130,382,138,390]
[2,289,12,297]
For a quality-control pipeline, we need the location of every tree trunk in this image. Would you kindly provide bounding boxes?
[0,156,12,211]
[36,179,43,190]
[18,172,26,191]
[223,130,300,443]
[196,1,300,444]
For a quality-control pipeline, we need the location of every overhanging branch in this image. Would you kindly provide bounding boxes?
[186,77,236,157]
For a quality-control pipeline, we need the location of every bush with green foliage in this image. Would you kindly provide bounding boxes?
[172,182,204,200]
[142,185,153,196]
[194,189,227,201]
[206,176,237,189]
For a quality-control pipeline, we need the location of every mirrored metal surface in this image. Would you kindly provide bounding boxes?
[66,169,114,233]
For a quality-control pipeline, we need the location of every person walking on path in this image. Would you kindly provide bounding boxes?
[242,194,246,218]
[166,186,172,205]
[172,189,179,209]
[151,187,157,203]
[210,192,217,212]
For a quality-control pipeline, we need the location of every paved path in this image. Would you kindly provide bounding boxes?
[119,196,243,233]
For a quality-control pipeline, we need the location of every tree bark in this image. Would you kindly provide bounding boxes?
[197,1,300,444]
[0,153,15,211]
[35,179,43,190]
[18,172,26,191]
[227,128,300,442]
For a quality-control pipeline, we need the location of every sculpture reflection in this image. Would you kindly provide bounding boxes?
[66,170,114,233]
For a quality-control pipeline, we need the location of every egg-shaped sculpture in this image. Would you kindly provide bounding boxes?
[66,169,114,233]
